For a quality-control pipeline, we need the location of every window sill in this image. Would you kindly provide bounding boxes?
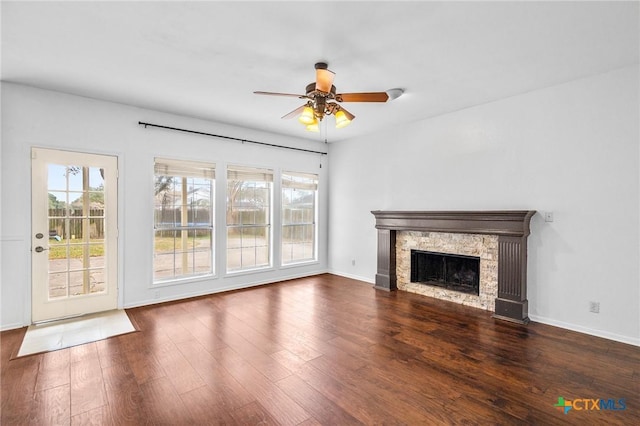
[152,273,216,288]
[280,260,319,270]
[224,265,275,278]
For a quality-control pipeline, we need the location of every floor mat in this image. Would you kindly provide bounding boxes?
[16,309,136,357]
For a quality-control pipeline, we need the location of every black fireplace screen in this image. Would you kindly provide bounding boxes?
[410,250,480,295]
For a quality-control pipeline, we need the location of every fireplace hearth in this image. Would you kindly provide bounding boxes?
[411,250,480,295]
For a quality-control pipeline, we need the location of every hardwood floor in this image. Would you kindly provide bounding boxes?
[1,274,638,425]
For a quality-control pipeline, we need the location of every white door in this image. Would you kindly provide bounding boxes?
[31,148,118,322]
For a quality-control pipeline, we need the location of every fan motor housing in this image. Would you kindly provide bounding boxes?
[306,83,336,97]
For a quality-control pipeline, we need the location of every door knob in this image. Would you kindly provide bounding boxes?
[34,246,48,253]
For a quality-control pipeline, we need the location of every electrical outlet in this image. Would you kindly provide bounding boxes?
[545,211,554,222]
[154,290,160,299]
[351,259,356,266]
[589,301,600,314]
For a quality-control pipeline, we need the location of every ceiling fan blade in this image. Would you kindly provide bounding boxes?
[336,92,389,102]
[281,104,307,120]
[315,68,335,93]
[254,91,307,99]
[339,106,355,121]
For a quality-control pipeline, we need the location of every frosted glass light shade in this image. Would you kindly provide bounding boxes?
[305,118,319,132]
[298,106,315,125]
[334,110,352,128]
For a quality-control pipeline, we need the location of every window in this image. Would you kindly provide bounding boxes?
[153,158,214,282]
[226,166,273,272]
[281,171,318,264]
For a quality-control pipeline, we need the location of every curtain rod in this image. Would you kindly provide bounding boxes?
[138,121,328,155]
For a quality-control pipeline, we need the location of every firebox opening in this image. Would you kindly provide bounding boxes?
[410,250,480,295]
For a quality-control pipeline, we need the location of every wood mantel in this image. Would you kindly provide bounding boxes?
[371,210,536,324]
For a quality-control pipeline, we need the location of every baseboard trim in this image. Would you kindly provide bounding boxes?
[529,314,640,347]
[0,322,27,332]
[326,270,375,285]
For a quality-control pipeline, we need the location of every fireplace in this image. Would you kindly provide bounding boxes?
[371,210,536,324]
[411,250,480,295]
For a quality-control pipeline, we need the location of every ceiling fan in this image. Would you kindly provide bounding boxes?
[254,62,402,132]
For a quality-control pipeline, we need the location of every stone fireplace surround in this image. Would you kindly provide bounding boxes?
[399,232,497,310]
[371,210,536,324]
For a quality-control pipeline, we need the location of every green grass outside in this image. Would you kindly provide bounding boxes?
[49,236,212,259]
[49,240,104,259]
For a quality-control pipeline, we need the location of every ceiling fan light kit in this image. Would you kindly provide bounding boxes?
[305,119,320,133]
[334,109,352,129]
[298,106,316,125]
[255,62,396,132]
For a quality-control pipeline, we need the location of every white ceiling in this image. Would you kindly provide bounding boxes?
[2,1,638,143]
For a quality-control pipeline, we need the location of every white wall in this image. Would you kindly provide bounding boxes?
[1,83,329,330]
[328,66,640,346]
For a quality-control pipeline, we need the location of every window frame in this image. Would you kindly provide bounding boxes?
[226,165,274,273]
[281,170,318,266]
[153,158,215,284]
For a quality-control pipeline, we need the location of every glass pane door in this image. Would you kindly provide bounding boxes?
[47,165,106,298]
[32,148,118,322]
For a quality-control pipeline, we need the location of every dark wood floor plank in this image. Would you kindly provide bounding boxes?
[1,355,41,424]
[101,362,147,425]
[96,339,129,371]
[297,418,323,426]
[140,376,194,425]
[316,353,467,425]
[212,346,311,425]
[69,342,99,364]
[229,401,280,426]
[292,361,404,425]
[1,274,638,425]
[270,349,308,372]
[219,309,286,355]
[210,318,294,382]
[70,405,115,426]
[226,298,328,362]
[176,339,254,411]
[154,340,206,395]
[224,290,338,346]
[1,327,26,361]
[116,325,171,354]
[30,383,71,425]
[35,363,71,393]
[39,347,71,371]
[124,347,166,385]
[180,316,229,353]
[162,322,197,345]
[254,316,332,360]
[276,373,364,425]
[178,385,237,425]
[36,348,70,391]
[70,358,106,416]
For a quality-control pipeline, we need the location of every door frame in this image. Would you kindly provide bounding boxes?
[30,147,121,323]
